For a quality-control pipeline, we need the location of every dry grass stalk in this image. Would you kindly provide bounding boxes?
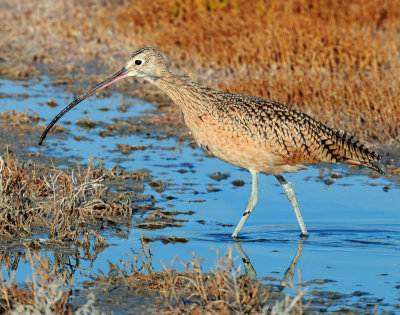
[123,233,154,277]
[0,247,71,314]
[158,247,306,314]
[0,150,140,249]
[0,110,39,128]
[0,248,106,314]
[102,237,307,314]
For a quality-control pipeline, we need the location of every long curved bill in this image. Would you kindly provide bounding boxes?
[39,67,129,145]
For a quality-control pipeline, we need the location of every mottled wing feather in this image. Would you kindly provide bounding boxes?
[217,93,384,174]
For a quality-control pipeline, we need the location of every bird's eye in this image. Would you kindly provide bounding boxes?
[135,60,142,66]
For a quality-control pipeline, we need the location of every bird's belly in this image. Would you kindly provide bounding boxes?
[189,121,305,175]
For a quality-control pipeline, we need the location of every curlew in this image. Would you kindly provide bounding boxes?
[39,47,384,238]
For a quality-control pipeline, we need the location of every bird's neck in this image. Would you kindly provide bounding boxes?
[153,72,214,116]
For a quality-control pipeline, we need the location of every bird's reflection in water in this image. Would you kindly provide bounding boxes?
[234,241,257,279]
[233,237,307,290]
[0,242,105,283]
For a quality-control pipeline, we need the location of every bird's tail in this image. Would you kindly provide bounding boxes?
[323,129,384,175]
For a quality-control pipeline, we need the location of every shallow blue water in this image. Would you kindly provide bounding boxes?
[0,77,399,312]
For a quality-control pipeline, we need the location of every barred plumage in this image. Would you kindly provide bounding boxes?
[156,78,383,176]
[39,47,385,238]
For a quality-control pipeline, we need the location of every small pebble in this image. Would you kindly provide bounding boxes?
[46,98,58,107]
[149,180,161,187]
[369,172,380,179]
[207,186,221,193]
[330,172,342,179]
[232,179,245,187]
[210,172,229,181]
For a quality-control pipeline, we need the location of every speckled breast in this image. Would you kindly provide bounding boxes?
[185,114,305,175]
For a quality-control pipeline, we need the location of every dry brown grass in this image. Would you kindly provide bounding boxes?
[0,248,71,314]
[0,0,399,145]
[0,150,148,248]
[158,249,274,314]
[99,236,308,314]
[116,0,400,145]
[0,247,105,314]
[0,110,39,129]
[0,110,65,136]
[0,237,306,314]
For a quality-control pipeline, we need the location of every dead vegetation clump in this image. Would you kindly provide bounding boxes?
[0,110,39,128]
[0,248,71,314]
[0,150,146,248]
[158,249,275,314]
[0,0,399,145]
[98,237,308,314]
[0,110,65,138]
[0,247,105,314]
[85,162,150,182]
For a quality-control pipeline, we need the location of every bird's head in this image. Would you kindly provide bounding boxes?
[38,47,169,145]
[124,47,169,82]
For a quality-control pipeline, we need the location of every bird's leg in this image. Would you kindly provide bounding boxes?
[275,175,309,236]
[234,242,257,279]
[278,237,306,290]
[231,170,258,238]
